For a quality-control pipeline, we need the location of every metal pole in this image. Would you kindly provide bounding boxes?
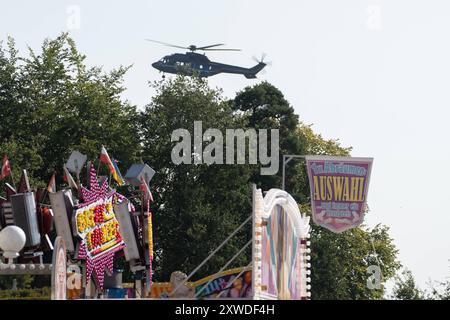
[9,168,17,190]
[171,214,252,296]
[281,155,307,191]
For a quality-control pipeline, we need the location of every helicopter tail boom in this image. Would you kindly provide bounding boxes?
[244,62,266,79]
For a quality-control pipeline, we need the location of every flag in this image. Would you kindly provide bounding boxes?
[63,165,78,190]
[47,172,56,193]
[99,146,113,167]
[0,155,11,180]
[99,146,124,186]
[140,176,153,202]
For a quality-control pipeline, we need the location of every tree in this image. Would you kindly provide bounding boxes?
[391,269,424,300]
[309,223,400,300]
[232,81,304,199]
[233,83,400,299]
[1,33,142,290]
[292,123,352,203]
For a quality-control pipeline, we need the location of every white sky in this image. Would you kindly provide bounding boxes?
[2,0,449,291]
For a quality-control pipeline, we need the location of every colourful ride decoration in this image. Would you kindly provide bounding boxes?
[252,187,311,300]
[149,267,252,298]
[192,267,253,298]
[74,165,126,289]
[305,156,373,233]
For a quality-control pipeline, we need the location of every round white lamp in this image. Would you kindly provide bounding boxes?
[0,226,27,264]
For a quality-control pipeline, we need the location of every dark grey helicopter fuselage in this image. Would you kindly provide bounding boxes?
[152,52,265,78]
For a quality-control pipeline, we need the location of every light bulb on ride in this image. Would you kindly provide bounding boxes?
[0,226,26,262]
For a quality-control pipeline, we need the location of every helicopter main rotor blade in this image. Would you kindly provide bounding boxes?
[145,39,188,50]
[196,43,225,50]
[146,39,241,52]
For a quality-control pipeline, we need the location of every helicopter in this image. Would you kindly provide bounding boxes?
[147,39,267,79]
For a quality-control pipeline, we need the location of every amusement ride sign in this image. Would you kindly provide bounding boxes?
[74,165,125,289]
[75,195,122,258]
[305,156,373,233]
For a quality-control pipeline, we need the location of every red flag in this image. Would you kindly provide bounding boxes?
[99,146,115,172]
[140,176,153,202]
[0,155,11,180]
[47,172,56,193]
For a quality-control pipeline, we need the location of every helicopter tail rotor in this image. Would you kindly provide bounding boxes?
[252,53,272,66]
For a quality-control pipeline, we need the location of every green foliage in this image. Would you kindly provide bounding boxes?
[297,122,352,156]
[289,123,353,204]
[0,287,50,300]
[310,223,400,299]
[0,275,34,290]
[391,269,424,300]
[232,81,304,198]
[0,33,140,192]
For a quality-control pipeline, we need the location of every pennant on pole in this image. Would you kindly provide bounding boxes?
[0,155,11,180]
[99,146,124,186]
[112,159,125,186]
